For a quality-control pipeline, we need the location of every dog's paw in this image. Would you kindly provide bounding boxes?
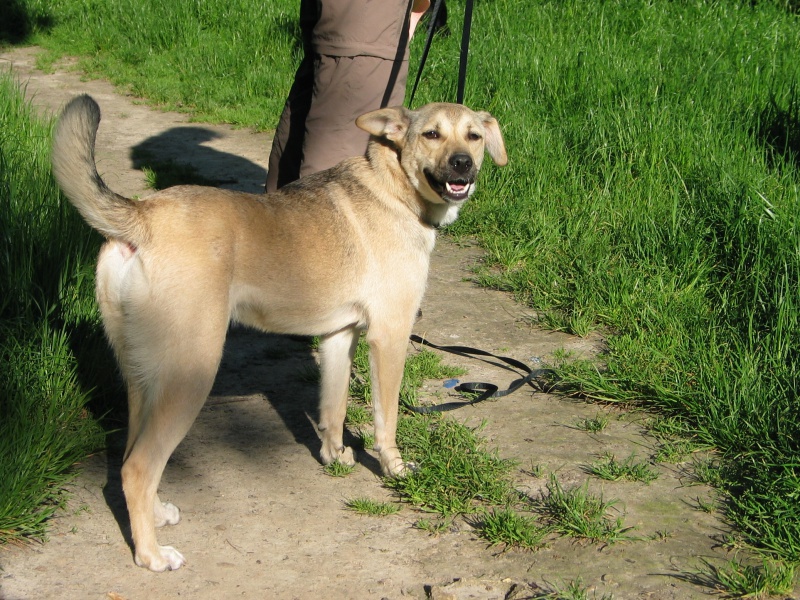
[320,443,356,467]
[134,545,186,572]
[338,445,356,466]
[154,501,180,528]
[379,449,411,478]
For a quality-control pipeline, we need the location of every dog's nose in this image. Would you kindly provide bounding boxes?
[449,153,473,174]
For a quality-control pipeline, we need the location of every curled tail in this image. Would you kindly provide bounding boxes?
[52,94,148,245]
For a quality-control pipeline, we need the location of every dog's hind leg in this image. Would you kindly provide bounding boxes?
[122,384,181,530]
[120,314,227,572]
[122,363,221,571]
[317,327,361,467]
[120,383,178,529]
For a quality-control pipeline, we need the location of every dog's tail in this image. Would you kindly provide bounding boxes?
[52,94,148,245]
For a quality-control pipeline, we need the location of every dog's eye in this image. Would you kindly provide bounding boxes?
[422,130,440,140]
[468,132,482,141]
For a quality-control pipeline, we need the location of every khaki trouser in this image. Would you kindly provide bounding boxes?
[266,0,414,191]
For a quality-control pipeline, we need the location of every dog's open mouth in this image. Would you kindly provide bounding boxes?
[424,171,475,202]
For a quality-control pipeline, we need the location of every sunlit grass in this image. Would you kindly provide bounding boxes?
[0,74,107,543]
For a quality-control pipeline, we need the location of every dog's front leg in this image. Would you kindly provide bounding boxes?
[367,327,412,477]
[318,327,361,467]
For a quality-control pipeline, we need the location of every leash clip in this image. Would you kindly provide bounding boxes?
[407,334,559,414]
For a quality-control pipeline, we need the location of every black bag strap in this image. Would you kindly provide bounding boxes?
[382,0,414,107]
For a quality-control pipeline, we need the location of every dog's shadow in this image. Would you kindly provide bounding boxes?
[206,326,381,474]
[100,326,383,553]
[207,327,323,455]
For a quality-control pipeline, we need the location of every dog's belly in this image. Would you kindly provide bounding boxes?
[230,286,367,337]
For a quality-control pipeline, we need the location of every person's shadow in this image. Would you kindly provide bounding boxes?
[131,126,267,194]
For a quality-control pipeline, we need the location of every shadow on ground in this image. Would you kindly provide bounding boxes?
[131,127,268,192]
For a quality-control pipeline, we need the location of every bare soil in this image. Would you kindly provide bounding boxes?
[0,47,752,600]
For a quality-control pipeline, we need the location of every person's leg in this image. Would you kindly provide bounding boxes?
[265,0,319,192]
[265,55,315,192]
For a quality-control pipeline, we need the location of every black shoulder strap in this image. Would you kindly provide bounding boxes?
[408,0,445,107]
[382,0,414,108]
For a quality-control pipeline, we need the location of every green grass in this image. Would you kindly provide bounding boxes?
[413,517,451,535]
[693,495,717,514]
[344,498,400,517]
[0,73,108,543]
[444,0,800,567]
[540,578,614,600]
[4,0,800,571]
[647,418,713,464]
[355,429,375,452]
[476,507,550,550]
[388,416,518,516]
[690,457,726,488]
[694,558,795,598]
[322,461,355,478]
[574,414,610,434]
[585,453,659,484]
[7,0,299,129]
[537,475,635,544]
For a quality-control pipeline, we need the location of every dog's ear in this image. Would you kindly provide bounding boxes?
[478,112,508,166]
[356,107,411,147]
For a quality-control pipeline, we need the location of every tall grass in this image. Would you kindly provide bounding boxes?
[15,0,300,129]
[3,0,800,565]
[437,1,800,563]
[0,73,107,542]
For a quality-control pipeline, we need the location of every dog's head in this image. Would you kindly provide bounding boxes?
[356,103,507,226]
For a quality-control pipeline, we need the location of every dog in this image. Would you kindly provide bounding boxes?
[51,94,506,572]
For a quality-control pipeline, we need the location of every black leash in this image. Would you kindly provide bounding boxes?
[408,0,474,107]
[406,3,545,412]
[407,334,559,414]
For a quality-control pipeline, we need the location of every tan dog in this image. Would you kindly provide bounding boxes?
[51,94,506,572]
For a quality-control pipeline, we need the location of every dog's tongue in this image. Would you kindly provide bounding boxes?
[446,181,467,195]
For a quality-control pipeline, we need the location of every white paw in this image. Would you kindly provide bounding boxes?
[320,443,356,467]
[135,545,186,572]
[380,450,411,478]
[338,445,356,466]
[154,502,180,527]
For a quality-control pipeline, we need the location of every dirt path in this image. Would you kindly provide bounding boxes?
[0,47,746,600]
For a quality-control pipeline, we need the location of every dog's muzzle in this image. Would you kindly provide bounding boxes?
[425,153,477,203]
